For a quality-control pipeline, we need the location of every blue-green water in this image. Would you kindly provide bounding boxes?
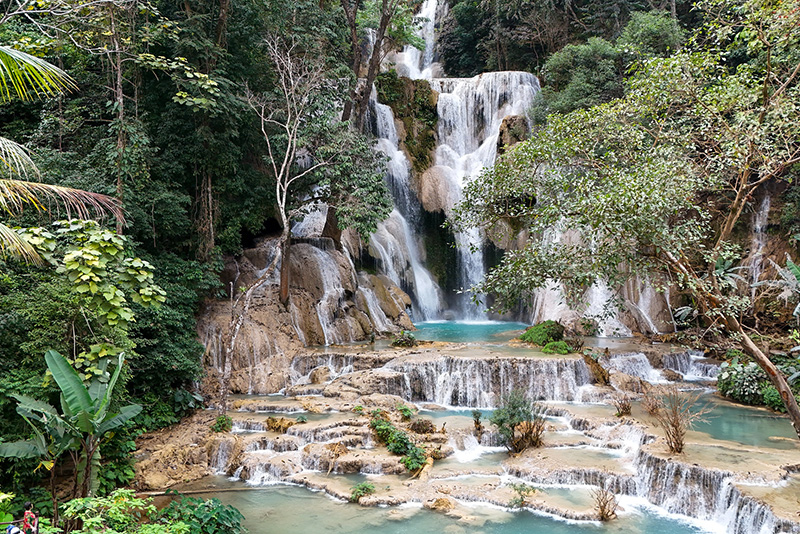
[413,321,529,343]
[692,396,798,450]
[189,478,713,534]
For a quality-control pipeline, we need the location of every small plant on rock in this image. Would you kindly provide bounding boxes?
[399,446,427,471]
[349,482,375,503]
[653,387,711,453]
[391,330,418,347]
[508,483,537,508]
[610,393,632,416]
[296,415,308,423]
[490,390,545,453]
[353,405,364,414]
[211,414,233,433]
[396,403,413,420]
[592,485,618,521]
[641,389,662,416]
[409,418,436,434]
[472,409,484,439]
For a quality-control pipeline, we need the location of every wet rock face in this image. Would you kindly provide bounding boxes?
[497,115,530,154]
[424,497,456,512]
[199,239,413,395]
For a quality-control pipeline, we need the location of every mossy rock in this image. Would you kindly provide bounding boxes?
[520,320,565,346]
[375,69,438,173]
[542,341,570,354]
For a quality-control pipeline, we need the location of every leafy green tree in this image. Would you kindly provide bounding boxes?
[0,350,142,498]
[15,220,165,378]
[247,34,390,304]
[62,489,190,534]
[340,0,423,126]
[616,10,684,61]
[0,46,121,262]
[531,37,622,123]
[489,390,545,453]
[454,0,800,437]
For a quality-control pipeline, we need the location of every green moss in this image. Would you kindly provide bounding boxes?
[375,69,438,173]
[520,320,565,346]
[542,341,570,354]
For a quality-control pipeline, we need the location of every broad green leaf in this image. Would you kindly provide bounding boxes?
[45,349,92,414]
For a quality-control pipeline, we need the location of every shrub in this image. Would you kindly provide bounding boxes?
[399,446,427,471]
[542,341,570,354]
[760,384,787,412]
[409,418,435,434]
[352,405,364,414]
[610,393,631,416]
[653,387,711,454]
[161,493,246,534]
[391,330,417,347]
[508,483,536,508]
[718,358,766,405]
[386,432,414,455]
[349,482,375,503]
[370,412,427,471]
[592,485,618,521]
[641,389,662,416]
[211,414,232,433]
[520,320,564,346]
[62,490,188,534]
[565,336,585,353]
[490,390,545,453]
[396,404,413,420]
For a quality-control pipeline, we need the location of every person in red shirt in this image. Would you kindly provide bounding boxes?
[21,503,35,534]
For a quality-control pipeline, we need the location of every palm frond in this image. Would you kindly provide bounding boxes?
[0,178,124,222]
[0,222,42,264]
[0,136,38,178]
[0,45,77,102]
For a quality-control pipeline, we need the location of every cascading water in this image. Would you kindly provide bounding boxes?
[393,0,441,80]
[368,91,443,320]
[385,355,592,407]
[584,281,633,337]
[429,72,540,317]
[750,194,771,297]
[307,247,353,345]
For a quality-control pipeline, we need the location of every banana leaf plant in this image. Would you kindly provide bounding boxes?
[0,350,141,500]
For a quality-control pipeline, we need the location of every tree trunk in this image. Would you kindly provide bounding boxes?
[353,0,394,128]
[109,8,125,236]
[196,170,216,261]
[728,317,800,439]
[340,0,361,122]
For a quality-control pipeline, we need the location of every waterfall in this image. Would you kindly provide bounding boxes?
[584,281,632,337]
[750,194,771,297]
[429,72,540,317]
[662,351,720,380]
[306,247,353,345]
[393,0,441,80]
[634,452,795,534]
[358,277,394,333]
[385,355,592,407]
[602,352,664,382]
[368,91,444,320]
[289,353,356,384]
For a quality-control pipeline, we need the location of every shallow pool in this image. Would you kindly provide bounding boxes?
[413,321,529,343]
[692,396,798,450]
[179,476,715,534]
